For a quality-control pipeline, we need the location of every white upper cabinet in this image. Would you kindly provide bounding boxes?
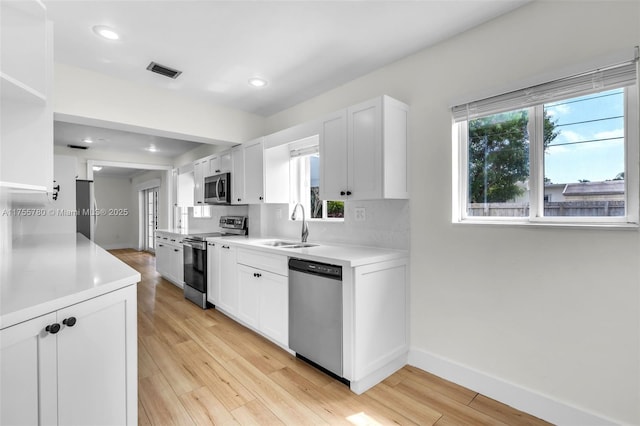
[243,138,265,203]
[208,151,232,176]
[193,158,208,205]
[0,0,53,192]
[320,95,409,201]
[231,146,245,204]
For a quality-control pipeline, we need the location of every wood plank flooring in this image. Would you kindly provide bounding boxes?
[110,249,552,426]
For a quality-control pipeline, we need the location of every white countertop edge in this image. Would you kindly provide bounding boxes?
[0,275,139,330]
[206,236,408,267]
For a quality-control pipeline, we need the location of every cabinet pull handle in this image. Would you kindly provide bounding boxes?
[340,191,346,196]
[197,201,203,204]
[174,249,179,252]
[253,273,262,278]
[237,198,242,202]
[222,245,230,249]
[158,244,164,247]
[46,323,61,334]
[346,191,352,196]
[259,196,264,201]
[63,317,77,327]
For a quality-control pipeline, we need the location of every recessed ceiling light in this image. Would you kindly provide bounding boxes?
[82,138,93,143]
[248,77,268,88]
[92,166,103,171]
[146,146,157,152]
[92,25,120,40]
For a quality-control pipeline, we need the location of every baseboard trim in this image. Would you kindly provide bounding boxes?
[408,348,619,426]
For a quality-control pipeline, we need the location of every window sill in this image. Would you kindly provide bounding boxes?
[453,218,639,230]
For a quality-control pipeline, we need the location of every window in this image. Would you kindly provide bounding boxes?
[193,206,211,218]
[453,54,638,225]
[289,136,344,220]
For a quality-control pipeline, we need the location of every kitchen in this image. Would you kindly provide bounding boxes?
[1,1,639,425]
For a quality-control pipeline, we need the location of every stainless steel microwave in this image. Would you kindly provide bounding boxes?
[204,172,231,204]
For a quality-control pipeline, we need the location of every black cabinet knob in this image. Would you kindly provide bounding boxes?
[340,191,346,196]
[63,317,77,327]
[346,191,352,196]
[46,323,61,334]
[259,196,264,201]
[197,201,203,204]
[237,198,242,202]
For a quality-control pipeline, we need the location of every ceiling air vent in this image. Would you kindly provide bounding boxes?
[67,144,88,150]
[146,62,182,79]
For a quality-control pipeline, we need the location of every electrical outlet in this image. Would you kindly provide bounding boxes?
[354,207,366,221]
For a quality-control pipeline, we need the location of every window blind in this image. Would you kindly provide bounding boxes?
[290,145,319,158]
[452,56,638,122]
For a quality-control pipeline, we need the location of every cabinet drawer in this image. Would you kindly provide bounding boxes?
[237,248,288,276]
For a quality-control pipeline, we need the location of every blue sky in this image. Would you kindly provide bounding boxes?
[544,89,625,184]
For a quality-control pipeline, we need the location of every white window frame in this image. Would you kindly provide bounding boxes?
[289,137,344,222]
[453,55,639,228]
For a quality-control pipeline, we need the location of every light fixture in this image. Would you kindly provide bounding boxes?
[82,138,93,143]
[248,77,268,88]
[146,145,157,152]
[92,25,120,41]
[92,166,103,171]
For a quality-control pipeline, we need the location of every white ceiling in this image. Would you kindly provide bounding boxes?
[46,0,530,160]
[54,121,204,157]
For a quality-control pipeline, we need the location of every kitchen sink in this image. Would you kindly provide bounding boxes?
[258,240,318,248]
[259,240,299,247]
[282,243,319,249]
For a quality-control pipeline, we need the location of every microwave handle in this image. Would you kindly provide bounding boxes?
[216,178,221,202]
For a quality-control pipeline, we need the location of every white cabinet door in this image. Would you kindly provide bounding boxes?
[169,244,184,285]
[206,241,220,305]
[348,97,383,200]
[319,96,408,201]
[0,1,53,192]
[319,109,348,201]
[259,271,288,347]
[193,159,207,205]
[218,151,232,174]
[231,147,245,204]
[236,264,260,329]
[217,244,238,314]
[57,285,137,426]
[155,241,171,278]
[243,138,264,203]
[0,312,58,426]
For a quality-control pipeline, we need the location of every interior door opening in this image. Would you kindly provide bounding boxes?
[143,187,159,253]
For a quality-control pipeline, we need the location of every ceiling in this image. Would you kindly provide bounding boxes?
[46,0,530,162]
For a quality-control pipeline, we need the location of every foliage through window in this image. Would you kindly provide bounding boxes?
[290,137,344,220]
[454,55,638,225]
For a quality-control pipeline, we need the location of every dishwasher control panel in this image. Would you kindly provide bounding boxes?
[288,258,342,279]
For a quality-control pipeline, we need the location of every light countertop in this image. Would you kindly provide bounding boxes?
[1,233,141,329]
[207,236,408,267]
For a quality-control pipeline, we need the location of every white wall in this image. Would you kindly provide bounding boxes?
[254,201,408,250]
[12,155,78,236]
[54,63,265,145]
[265,2,640,424]
[93,176,136,249]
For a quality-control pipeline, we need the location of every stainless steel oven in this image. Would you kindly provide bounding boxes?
[183,216,248,309]
[183,237,209,308]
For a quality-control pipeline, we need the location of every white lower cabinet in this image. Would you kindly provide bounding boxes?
[0,285,137,425]
[206,241,220,305]
[236,248,288,347]
[156,233,184,287]
[216,244,238,314]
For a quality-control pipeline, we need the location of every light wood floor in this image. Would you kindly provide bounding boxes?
[110,249,552,426]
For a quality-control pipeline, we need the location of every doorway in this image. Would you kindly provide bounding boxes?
[143,187,159,252]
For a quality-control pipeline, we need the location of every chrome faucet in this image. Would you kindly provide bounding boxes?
[291,203,309,243]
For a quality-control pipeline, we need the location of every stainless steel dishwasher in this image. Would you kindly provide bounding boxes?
[289,258,344,380]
